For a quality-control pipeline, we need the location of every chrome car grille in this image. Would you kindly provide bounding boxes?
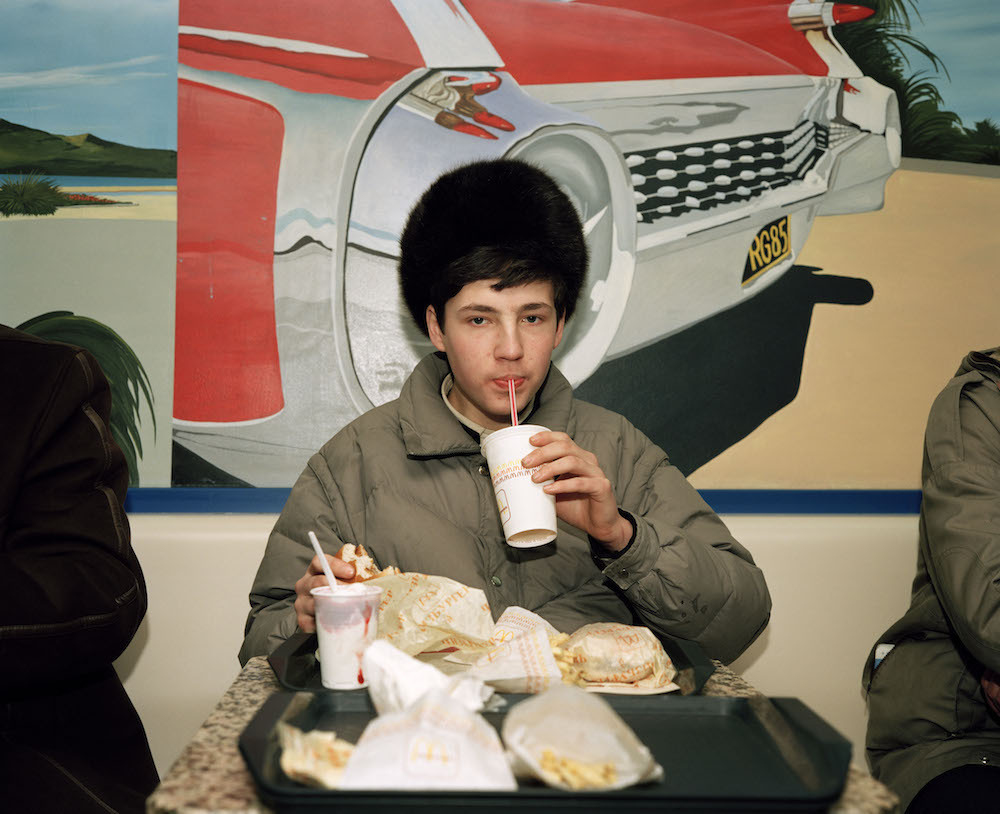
[627,121,829,223]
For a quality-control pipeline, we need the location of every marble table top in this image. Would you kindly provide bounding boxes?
[147,656,898,814]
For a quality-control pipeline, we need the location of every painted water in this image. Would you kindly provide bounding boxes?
[50,176,176,187]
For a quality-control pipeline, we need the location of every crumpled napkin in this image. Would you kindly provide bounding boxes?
[501,684,664,791]
[362,639,495,716]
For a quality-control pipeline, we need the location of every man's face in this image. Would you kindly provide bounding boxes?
[426,279,565,430]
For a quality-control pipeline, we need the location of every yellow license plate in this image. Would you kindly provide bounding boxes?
[742,216,790,285]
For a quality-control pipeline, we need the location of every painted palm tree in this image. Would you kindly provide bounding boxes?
[17,311,155,486]
[961,119,1000,164]
[837,0,945,71]
[834,0,993,163]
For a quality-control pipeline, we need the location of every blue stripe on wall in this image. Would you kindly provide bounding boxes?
[124,488,921,515]
[124,488,291,514]
[701,490,921,514]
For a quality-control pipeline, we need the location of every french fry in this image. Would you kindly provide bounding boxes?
[538,748,617,790]
[549,633,586,687]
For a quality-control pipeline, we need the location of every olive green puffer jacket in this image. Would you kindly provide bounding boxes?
[240,353,770,665]
[864,348,1000,810]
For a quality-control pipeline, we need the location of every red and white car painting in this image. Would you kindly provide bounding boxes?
[176,0,899,485]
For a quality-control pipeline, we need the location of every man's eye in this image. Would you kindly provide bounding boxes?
[524,315,541,324]
[470,316,487,325]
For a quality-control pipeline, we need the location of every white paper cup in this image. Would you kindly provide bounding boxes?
[481,424,557,548]
[310,583,382,689]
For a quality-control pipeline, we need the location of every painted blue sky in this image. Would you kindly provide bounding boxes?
[0,0,178,150]
[907,0,1000,127]
[0,0,994,153]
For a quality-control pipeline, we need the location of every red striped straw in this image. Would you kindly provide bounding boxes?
[508,378,518,426]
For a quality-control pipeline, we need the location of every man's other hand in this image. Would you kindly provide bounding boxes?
[293,554,357,632]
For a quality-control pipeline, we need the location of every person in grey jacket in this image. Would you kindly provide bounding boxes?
[863,347,1000,812]
[240,159,771,666]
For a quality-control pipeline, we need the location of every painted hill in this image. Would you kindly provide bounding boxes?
[0,119,176,177]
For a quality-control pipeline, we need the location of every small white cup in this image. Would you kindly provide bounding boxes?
[310,584,382,689]
[481,424,557,548]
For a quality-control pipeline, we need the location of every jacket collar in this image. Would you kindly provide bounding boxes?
[398,352,574,458]
[961,347,1000,380]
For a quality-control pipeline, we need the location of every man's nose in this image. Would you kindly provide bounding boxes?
[495,325,524,359]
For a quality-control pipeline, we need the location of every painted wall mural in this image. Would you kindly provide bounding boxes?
[1,0,996,492]
[0,0,177,487]
[174,0,904,487]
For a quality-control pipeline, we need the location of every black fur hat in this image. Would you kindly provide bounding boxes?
[399,158,588,336]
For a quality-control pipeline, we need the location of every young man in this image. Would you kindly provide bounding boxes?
[239,159,770,665]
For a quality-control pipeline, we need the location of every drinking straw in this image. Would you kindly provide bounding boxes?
[308,530,339,592]
[508,378,518,426]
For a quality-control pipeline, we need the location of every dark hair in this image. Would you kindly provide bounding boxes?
[399,158,588,335]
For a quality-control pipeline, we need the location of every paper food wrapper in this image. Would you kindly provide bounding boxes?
[466,610,679,694]
[277,721,354,789]
[369,572,494,656]
[340,690,517,791]
[465,608,561,693]
[491,606,560,640]
[501,684,664,791]
[367,574,678,694]
[470,625,564,694]
[445,605,558,665]
[362,640,494,716]
[559,622,679,693]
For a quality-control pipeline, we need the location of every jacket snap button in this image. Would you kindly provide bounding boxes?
[478,464,489,476]
[621,569,629,578]
[491,575,502,587]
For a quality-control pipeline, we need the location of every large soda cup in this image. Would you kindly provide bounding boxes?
[481,424,557,548]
